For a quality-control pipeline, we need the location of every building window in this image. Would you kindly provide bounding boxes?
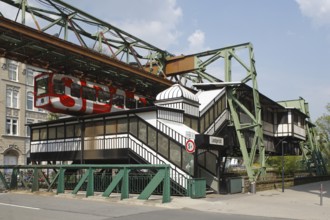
[27,92,34,110]
[8,63,18,81]
[26,69,34,86]
[6,118,18,135]
[6,87,19,108]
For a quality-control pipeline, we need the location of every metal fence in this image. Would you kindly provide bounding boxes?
[0,164,176,203]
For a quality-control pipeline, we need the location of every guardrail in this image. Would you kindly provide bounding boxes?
[157,120,188,146]
[0,164,171,203]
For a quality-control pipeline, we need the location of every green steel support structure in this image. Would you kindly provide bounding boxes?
[190,43,265,182]
[0,164,173,203]
[279,98,327,175]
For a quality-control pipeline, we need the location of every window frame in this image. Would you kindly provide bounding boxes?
[6,87,19,108]
[6,117,18,136]
[8,63,18,81]
[26,91,34,110]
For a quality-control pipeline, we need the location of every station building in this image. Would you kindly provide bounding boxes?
[28,82,312,193]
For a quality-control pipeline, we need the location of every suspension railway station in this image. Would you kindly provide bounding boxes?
[0,0,327,196]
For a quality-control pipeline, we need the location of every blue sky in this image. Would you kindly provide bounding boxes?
[1,0,330,121]
[64,0,330,121]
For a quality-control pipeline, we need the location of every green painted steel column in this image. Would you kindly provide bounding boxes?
[10,168,18,189]
[48,170,60,192]
[162,167,171,203]
[227,91,255,182]
[86,168,94,197]
[138,169,166,201]
[0,171,9,189]
[102,169,124,197]
[121,168,130,200]
[57,168,66,194]
[31,167,39,192]
[72,170,89,195]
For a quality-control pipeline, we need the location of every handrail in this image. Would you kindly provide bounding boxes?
[128,136,189,190]
[156,120,189,146]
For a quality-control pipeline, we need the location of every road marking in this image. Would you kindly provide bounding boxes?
[0,202,40,210]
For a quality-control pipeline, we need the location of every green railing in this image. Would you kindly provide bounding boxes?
[0,164,172,203]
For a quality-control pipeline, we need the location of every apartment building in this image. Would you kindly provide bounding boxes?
[0,58,48,168]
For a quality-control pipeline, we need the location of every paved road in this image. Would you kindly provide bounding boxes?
[0,193,287,220]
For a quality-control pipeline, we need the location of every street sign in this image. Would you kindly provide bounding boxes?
[209,136,224,146]
[185,139,196,153]
[195,134,225,149]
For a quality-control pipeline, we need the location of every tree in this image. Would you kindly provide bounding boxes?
[315,103,330,167]
[316,103,330,142]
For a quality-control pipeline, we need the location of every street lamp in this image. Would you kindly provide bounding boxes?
[281,141,287,193]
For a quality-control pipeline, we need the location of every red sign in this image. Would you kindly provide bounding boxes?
[185,139,196,153]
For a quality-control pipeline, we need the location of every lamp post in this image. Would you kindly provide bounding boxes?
[281,141,287,193]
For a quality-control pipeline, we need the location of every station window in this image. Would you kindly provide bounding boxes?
[32,129,40,141]
[66,124,80,138]
[129,118,138,137]
[82,87,96,101]
[117,118,128,133]
[71,83,81,98]
[170,141,181,167]
[277,112,288,124]
[138,121,147,143]
[147,126,157,150]
[53,79,65,94]
[105,120,116,134]
[48,127,56,139]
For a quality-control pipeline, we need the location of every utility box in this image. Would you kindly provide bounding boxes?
[227,177,243,194]
[187,178,206,198]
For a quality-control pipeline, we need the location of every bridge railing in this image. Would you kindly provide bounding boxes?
[0,164,172,203]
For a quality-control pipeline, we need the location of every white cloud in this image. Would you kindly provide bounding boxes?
[296,0,330,26]
[103,0,183,50]
[187,29,206,52]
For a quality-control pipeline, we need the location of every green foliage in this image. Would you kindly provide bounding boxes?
[315,103,330,168]
[47,112,59,121]
[315,103,330,142]
[266,156,303,176]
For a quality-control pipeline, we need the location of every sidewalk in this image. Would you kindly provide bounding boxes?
[158,180,330,220]
[8,180,330,220]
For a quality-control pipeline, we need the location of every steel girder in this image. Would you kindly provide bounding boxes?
[225,44,265,182]
[0,0,171,75]
[188,43,265,182]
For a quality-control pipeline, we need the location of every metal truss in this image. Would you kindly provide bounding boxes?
[0,0,171,76]
[286,98,328,175]
[189,43,265,182]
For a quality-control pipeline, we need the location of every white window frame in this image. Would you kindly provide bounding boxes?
[8,63,18,81]
[26,69,34,86]
[6,117,18,136]
[6,87,19,108]
[26,91,34,111]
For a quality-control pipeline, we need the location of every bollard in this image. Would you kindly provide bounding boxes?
[320,183,323,206]
[250,182,256,194]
